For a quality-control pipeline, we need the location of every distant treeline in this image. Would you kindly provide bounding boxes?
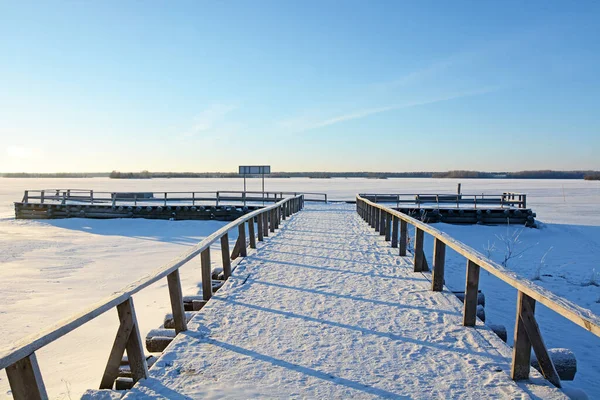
[2,170,600,179]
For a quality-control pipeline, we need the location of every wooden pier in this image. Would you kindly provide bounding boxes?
[1,194,598,399]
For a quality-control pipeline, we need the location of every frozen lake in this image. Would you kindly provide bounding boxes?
[1,178,599,399]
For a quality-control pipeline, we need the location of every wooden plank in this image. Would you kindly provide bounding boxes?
[391,216,399,247]
[166,270,187,334]
[6,353,48,400]
[399,220,407,256]
[385,212,392,241]
[519,294,562,387]
[431,238,446,292]
[117,298,148,383]
[248,219,256,249]
[413,228,424,272]
[463,260,480,326]
[99,307,135,389]
[512,291,534,380]
[257,213,264,241]
[201,248,212,301]
[221,234,232,278]
[238,223,247,257]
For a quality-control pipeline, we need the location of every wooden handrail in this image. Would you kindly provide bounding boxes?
[0,194,304,398]
[356,194,599,388]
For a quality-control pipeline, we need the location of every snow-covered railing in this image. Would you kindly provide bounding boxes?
[356,194,600,389]
[0,195,305,399]
[20,189,326,206]
[359,192,527,209]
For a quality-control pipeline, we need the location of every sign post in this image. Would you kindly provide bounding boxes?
[239,165,271,205]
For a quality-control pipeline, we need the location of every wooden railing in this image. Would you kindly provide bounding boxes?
[0,195,305,399]
[20,190,326,206]
[356,195,599,389]
[360,192,527,209]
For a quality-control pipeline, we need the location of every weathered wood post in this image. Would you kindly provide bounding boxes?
[385,212,392,241]
[221,234,232,278]
[167,270,187,333]
[257,214,264,241]
[99,298,149,389]
[248,219,256,249]
[263,212,269,237]
[391,216,399,248]
[201,248,212,301]
[379,209,386,236]
[282,204,287,220]
[399,220,407,256]
[6,353,48,400]
[431,238,446,291]
[511,291,561,387]
[413,228,424,272]
[40,190,45,204]
[375,208,380,232]
[90,190,94,205]
[463,260,480,326]
[23,190,29,204]
[270,209,275,233]
[238,223,247,257]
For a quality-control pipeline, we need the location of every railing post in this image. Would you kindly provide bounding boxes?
[257,213,264,241]
[248,218,256,249]
[167,269,187,333]
[201,248,212,301]
[463,260,480,326]
[282,204,287,220]
[385,212,392,241]
[90,190,94,205]
[238,223,247,257]
[221,234,232,278]
[413,228,424,271]
[399,220,407,256]
[374,208,380,232]
[23,190,29,204]
[40,190,45,204]
[431,238,446,291]
[511,291,561,387]
[391,216,399,248]
[6,353,48,400]
[263,212,270,236]
[112,193,117,208]
[379,210,386,236]
[62,192,67,205]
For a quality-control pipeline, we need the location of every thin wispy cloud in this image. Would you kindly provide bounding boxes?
[280,86,499,134]
[182,104,237,138]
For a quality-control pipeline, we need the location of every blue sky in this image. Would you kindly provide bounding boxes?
[1,1,599,172]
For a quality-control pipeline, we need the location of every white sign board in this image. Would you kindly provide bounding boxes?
[239,165,271,174]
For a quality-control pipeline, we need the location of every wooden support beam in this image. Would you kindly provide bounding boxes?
[118,298,148,383]
[248,219,256,249]
[375,209,381,232]
[270,209,275,232]
[221,234,232,278]
[263,212,269,237]
[399,220,407,256]
[391,216,399,248]
[431,238,446,291]
[463,260,480,326]
[166,270,187,334]
[257,213,264,241]
[512,290,534,381]
[385,212,392,241]
[519,294,562,387]
[379,210,386,235]
[100,304,135,389]
[6,353,48,400]
[413,228,424,272]
[201,248,212,301]
[238,223,247,257]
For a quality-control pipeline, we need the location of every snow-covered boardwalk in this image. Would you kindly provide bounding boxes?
[125,203,563,399]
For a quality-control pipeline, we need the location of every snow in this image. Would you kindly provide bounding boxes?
[124,203,564,399]
[0,177,599,398]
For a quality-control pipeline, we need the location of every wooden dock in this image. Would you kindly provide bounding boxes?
[1,194,598,399]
